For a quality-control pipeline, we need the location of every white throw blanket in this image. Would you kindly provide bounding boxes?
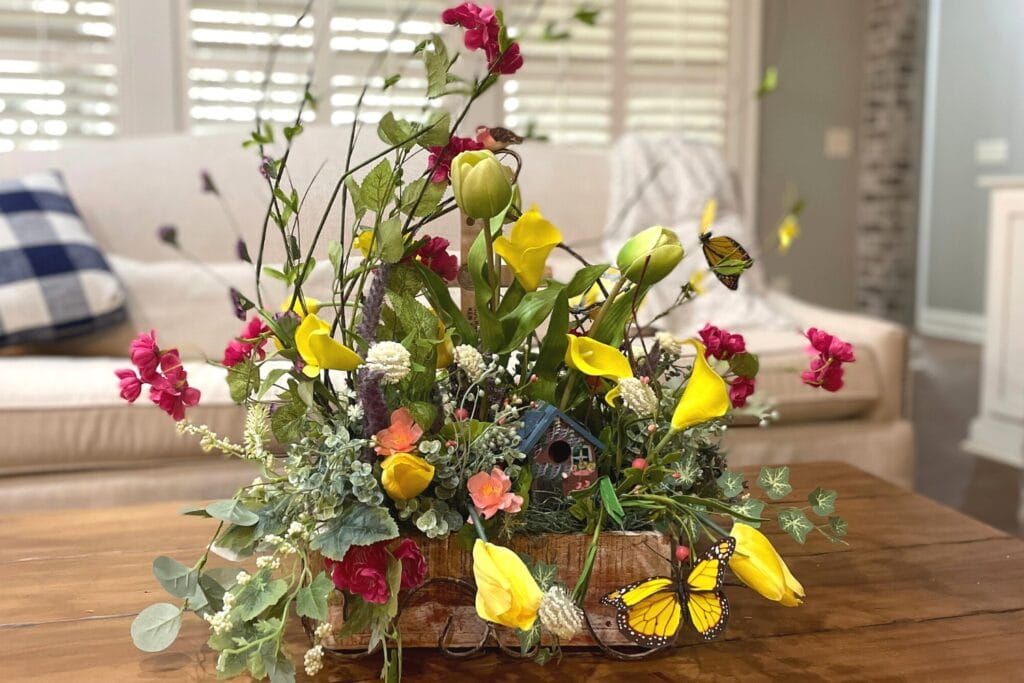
[603,135,792,335]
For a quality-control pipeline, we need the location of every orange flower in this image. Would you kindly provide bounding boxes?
[374,407,423,457]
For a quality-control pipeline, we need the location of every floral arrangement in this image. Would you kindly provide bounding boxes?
[126,4,851,681]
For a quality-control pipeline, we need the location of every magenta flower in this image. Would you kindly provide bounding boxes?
[115,368,143,403]
[427,135,484,183]
[325,542,390,604]
[222,317,271,368]
[729,375,756,408]
[801,327,855,392]
[468,467,523,519]
[117,331,201,421]
[699,323,746,360]
[391,538,428,590]
[130,330,161,382]
[441,2,523,76]
[414,235,459,282]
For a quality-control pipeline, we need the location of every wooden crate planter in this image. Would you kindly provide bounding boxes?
[312,531,670,651]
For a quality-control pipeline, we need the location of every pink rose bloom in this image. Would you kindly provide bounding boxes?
[468,467,523,519]
[699,323,746,360]
[729,375,756,408]
[414,235,459,282]
[130,330,161,382]
[801,327,854,392]
[427,135,484,183]
[222,316,271,367]
[391,538,428,590]
[114,368,142,402]
[325,542,391,605]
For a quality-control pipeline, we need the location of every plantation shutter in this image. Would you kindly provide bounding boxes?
[0,0,119,152]
[185,0,318,135]
[624,0,732,146]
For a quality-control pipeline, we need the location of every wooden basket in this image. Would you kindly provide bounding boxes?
[311,531,670,650]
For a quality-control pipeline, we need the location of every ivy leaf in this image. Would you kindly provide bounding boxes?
[131,603,182,653]
[808,487,838,516]
[296,572,335,621]
[829,516,848,538]
[206,499,259,527]
[716,470,745,498]
[730,498,767,528]
[311,503,399,561]
[233,571,289,621]
[757,466,793,500]
[777,508,813,544]
[597,476,625,525]
[361,159,395,213]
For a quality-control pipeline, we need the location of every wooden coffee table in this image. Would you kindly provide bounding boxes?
[2,462,1023,681]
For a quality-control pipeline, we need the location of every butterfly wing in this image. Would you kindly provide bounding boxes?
[700,235,753,290]
[602,576,682,647]
[683,538,736,640]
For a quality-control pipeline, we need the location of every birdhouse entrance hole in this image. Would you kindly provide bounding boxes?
[547,439,572,463]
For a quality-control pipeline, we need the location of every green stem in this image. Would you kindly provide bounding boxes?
[467,506,489,543]
[571,507,605,604]
[586,277,624,338]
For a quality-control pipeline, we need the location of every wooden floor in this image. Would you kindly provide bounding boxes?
[2,462,1022,682]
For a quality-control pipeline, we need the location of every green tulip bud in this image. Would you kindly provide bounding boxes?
[615,225,685,286]
[451,150,514,219]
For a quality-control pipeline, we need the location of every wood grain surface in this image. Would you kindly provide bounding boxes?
[2,462,1022,682]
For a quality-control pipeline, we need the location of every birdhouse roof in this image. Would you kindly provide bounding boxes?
[517,402,605,454]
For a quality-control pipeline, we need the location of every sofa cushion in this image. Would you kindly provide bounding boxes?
[0,171,125,346]
[0,356,242,476]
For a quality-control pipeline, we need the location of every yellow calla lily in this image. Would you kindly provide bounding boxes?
[700,198,717,235]
[355,230,375,257]
[294,314,363,378]
[493,205,562,292]
[280,296,321,318]
[472,539,543,631]
[670,339,730,431]
[729,522,805,606]
[380,452,435,501]
[564,335,633,381]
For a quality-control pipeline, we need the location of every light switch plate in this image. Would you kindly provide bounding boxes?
[824,127,852,159]
[975,138,1009,165]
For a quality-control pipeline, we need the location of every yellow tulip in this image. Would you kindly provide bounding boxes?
[729,523,805,607]
[564,335,632,381]
[777,214,801,254]
[380,452,435,501]
[615,225,684,286]
[355,230,375,257]
[670,339,730,431]
[451,150,514,219]
[493,205,562,292]
[294,314,363,378]
[472,539,543,631]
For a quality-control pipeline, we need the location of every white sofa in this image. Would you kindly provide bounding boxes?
[0,127,913,512]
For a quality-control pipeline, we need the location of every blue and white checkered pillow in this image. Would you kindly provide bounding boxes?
[0,171,126,346]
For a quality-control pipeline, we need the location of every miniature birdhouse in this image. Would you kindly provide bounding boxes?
[517,402,604,502]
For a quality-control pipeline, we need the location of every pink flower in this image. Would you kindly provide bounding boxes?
[114,368,142,403]
[699,323,746,360]
[130,330,161,382]
[374,407,424,457]
[325,543,390,605]
[801,328,855,392]
[391,538,428,590]
[149,350,201,421]
[467,467,523,519]
[427,135,484,183]
[222,316,271,368]
[441,3,523,77]
[729,375,756,408]
[489,41,523,75]
[415,235,459,282]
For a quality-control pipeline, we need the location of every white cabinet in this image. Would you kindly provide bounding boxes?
[965,177,1024,474]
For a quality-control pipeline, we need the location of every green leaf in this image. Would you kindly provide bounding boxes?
[152,556,204,609]
[283,123,302,141]
[382,74,401,90]
[574,5,601,25]
[400,177,446,217]
[416,110,451,148]
[597,476,624,525]
[376,217,405,264]
[808,487,838,516]
[344,175,367,220]
[672,453,702,489]
[178,504,212,517]
[131,603,182,653]
[384,553,402,620]
[413,262,476,345]
[212,523,257,560]
[377,112,415,150]
[256,368,288,400]
[499,285,564,353]
[296,572,334,621]
[361,159,394,213]
[405,401,437,432]
[756,65,779,97]
[590,283,650,347]
[777,508,813,544]
[337,594,382,637]
[532,291,569,382]
[266,652,296,683]
[270,398,306,443]
[756,466,793,500]
[311,503,399,561]
[226,358,258,404]
[728,352,759,379]
[262,266,288,283]
[828,515,848,538]
[564,263,610,298]
[234,573,290,621]
[730,498,767,527]
[206,499,259,527]
[423,35,450,98]
[467,219,505,351]
[716,471,745,498]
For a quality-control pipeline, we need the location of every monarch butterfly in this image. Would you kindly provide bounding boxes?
[600,537,735,646]
[699,199,753,291]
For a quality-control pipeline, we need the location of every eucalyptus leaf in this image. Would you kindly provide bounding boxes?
[152,556,199,603]
[206,499,259,527]
[131,603,182,653]
[311,503,399,561]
